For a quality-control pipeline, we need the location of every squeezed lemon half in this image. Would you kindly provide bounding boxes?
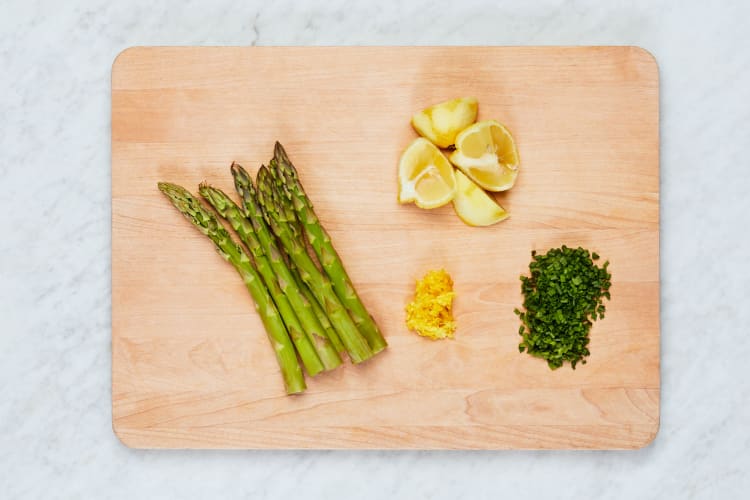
[398,138,456,209]
[449,120,520,192]
[452,170,509,227]
[411,97,478,148]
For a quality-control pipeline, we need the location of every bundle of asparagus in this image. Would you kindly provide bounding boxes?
[158,143,387,394]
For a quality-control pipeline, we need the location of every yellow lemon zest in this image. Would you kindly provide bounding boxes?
[405,269,456,340]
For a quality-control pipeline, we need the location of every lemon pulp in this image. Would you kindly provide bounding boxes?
[411,97,478,148]
[449,120,520,192]
[398,138,456,209]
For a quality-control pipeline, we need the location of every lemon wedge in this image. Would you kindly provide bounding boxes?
[452,169,509,226]
[449,120,520,192]
[398,138,456,209]
[411,97,478,148]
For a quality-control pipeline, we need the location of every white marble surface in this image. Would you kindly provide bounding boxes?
[1,0,749,498]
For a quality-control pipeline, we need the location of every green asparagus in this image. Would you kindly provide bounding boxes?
[272,142,387,353]
[268,159,300,233]
[157,182,305,394]
[288,257,346,353]
[199,184,341,373]
[230,163,350,363]
[265,161,346,353]
[255,166,374,363]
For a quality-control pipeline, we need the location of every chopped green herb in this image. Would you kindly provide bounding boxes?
[515,245,612,369]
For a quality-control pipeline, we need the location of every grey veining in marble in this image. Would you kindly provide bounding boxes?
[1,0,749,498]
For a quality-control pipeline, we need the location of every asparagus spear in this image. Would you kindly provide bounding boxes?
[255,166,374,363]
[265,161,346,353]
[288,257,346,353]
[268,158,302,235]
[272,142,387,353]
[199,184,341,373]
[229,163,349,363]
[157,182,305,395]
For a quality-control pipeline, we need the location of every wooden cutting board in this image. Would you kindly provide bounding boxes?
[112,46,659,449]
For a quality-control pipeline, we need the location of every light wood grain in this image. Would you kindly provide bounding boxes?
[112,46,659,449]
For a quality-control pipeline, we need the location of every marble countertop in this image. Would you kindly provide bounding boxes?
[2,0,749,498]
